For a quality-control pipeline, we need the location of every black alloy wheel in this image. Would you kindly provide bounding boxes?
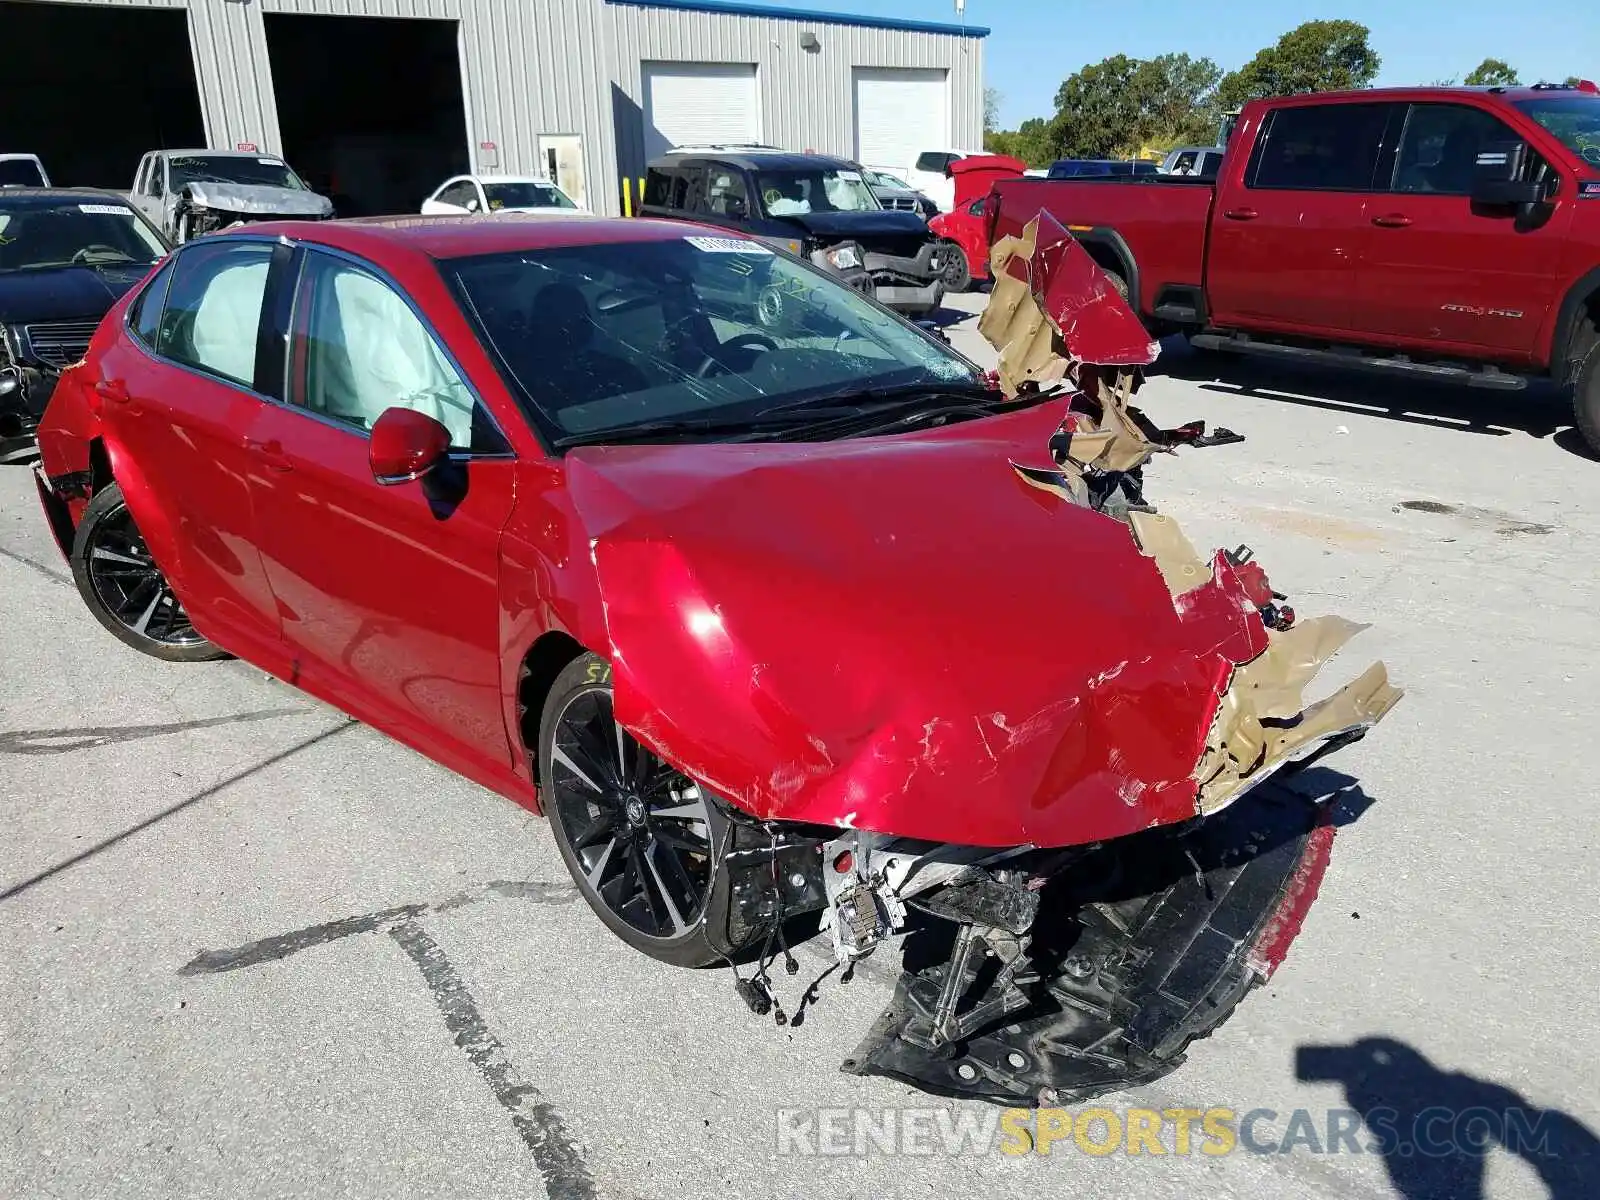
[69,482,224,662]
[538,653,732,966]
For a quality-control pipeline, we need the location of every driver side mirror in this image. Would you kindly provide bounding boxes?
[1470,140,1548,209]
[370,407,451,485]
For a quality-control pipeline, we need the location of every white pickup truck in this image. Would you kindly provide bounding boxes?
[129,149,334,242]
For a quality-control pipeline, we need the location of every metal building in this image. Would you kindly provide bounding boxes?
[0,0,987,217]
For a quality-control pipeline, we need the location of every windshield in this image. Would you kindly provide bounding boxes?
[485,181,576,210]
[168,154,305,190]
[0,200,166,272]
[757,168,880,215]
[445,235,980,441]
[1514,96,1600,167]
[0,159,46,187]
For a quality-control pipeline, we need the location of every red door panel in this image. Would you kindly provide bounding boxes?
[243,409,518,773]
[94,244,283,661]
[1349,103,1571,358]
[1207,100,1397,335]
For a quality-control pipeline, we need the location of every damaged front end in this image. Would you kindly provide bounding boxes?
[0,321,66,464]
[682,212,1402,1105]
[174,182,335,242]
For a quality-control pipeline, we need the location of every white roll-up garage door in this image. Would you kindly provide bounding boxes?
[642,62,760,160]
[853,68,950,178]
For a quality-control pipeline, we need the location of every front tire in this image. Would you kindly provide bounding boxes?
[538,652,734,967]
[69,483,224,662]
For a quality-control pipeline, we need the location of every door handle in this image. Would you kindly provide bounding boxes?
[1222,207,1259,221]
[1372,213,1414,228]
[247,438,295,473]
[94,379,131,404]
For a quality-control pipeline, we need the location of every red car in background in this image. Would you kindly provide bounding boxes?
[928,155,1026,287]
[31,213,1397,1105]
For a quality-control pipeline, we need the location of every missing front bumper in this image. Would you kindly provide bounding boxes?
[843,777,1338,1107]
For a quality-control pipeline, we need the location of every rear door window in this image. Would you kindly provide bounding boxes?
[1248,103,1395,191]
[915,152,955,174]
[156,241,273,387]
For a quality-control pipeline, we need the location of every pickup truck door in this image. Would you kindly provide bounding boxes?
[1349,102,1571,359]
[1206,101,1397,335]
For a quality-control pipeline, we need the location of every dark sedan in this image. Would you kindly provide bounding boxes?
[0,190,169,462]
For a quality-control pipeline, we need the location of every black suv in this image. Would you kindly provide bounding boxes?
[641,148,947,315]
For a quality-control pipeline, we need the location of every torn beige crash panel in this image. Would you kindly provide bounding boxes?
[978,209,1162,397]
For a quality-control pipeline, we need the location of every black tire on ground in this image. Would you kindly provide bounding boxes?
[68,482,225,662]
[538,651,735,967]
[1574,339,1600,457]
[939,244,972,293]
[1102,268,1130,304]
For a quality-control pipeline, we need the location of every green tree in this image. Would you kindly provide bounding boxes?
[985,116,1061,166]
[1052,52,1223,158]
[1465,58,1519,86]
[1217,20,1382,108]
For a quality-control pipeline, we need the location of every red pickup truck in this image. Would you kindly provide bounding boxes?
[985,84,1600,452]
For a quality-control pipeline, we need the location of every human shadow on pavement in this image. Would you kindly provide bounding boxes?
[1296,1036,1600,1199]
[1146,338,1586,456]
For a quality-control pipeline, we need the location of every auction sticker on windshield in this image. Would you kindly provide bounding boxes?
[685,236,773,255]
[78,204,132,215]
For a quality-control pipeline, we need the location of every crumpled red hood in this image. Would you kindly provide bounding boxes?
[564,403,1276,849]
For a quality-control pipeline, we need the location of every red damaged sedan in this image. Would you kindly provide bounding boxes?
[32,212,1400,1105]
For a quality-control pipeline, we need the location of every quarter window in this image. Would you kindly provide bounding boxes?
[1249,103,1393,191]
[1393,104,1520,194]
[437,180,480,211]
[288,251,485,449]
[129,259,176,349]
[915,152,955,174]
[157,241,273,387]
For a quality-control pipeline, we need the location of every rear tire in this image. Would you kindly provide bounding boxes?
[69,483,224,662]
[938,244,972,294]
[1574,339,1600,457]
[539,652,735,967]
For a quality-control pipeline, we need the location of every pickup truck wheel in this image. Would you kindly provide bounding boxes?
[1574,340,1600,457]
[1102,269,1130,304]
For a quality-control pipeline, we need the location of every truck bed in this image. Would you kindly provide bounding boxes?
[986,177,1216,319]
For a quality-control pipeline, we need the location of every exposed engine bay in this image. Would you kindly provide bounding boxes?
[692,211,1402,1105]
[172,180,335,242]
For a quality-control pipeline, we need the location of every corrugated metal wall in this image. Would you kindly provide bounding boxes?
[49,0,982,217]
[604,3,984,208]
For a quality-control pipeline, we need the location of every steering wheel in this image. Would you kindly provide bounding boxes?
[71,244,130,263]
[694,332,778,378]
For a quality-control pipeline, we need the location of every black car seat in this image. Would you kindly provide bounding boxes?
[520,282,648,409]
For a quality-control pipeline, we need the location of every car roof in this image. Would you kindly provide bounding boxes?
[1260,84,1599,106]
[653,150,851,172]
[228,213,739,261]
[0,187,136,207]
[465,174,566,185]
[158,148,286,159]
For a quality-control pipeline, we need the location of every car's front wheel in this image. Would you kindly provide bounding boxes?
[538,652,735,967]
[938,244,972,293]
[69,483,225,662]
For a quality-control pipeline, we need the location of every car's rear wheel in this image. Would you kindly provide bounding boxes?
[538,653,734,967]
[938,244,972,293]
[69,483,224,662]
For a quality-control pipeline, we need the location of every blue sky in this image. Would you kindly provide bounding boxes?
[753,0,1598,127]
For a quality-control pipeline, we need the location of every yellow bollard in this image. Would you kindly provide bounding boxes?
[622,177,633,218]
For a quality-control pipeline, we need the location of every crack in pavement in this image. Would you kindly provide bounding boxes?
[0,720,356,902]
[0,708,312,755]
[180,880,594,1199]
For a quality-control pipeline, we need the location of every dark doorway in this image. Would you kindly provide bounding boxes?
[264,13,469,217]
[0,1,205,189]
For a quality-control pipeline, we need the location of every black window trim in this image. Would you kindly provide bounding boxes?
[1245,101,1402,194]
